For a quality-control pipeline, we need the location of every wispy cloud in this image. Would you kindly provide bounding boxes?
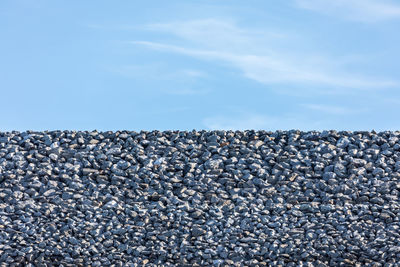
[300,104,358,115]
[294,0,400,22]
[146,19,286,52]
[109,63,206,80]
[131,39,397,90]
[383,98,400,105]
[147,106,191,115]
[180,70,206,78]
[107,63,209,95]
[166,87,210,95]
[203,114,271,130]
[203,113,325,130]
[130,19,397,91]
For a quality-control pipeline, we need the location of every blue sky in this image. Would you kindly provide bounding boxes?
[1,0,400,131]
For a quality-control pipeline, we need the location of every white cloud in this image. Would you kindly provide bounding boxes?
[203,114,271,130]
[300,104,356,115]
[147,19,285,53]
[108,63,206,79]
[180,70,206,78]
[107,63,209,95]
[203,113,324,130]
[294,0,400,22]
[147,106,191,115]
[130,19,398,91]
[383,98,400,105]
[166,87,210,95]
[131,40,397,89]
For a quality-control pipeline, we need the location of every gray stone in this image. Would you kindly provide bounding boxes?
[292,210,303,217]
[370,197,385,205]
[43,189,56,197]
[0,136,10,143]
[62,192,72,200]
[336,137,350,148]
[320,204,333,213]
[104,200,119,209]
[82,168,99,175]
[49,153,58,161]
[192,226,206,237]
[334,163,346,176]
[205,159,223,170]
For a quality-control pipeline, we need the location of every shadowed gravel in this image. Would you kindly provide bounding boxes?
[1,130,400,266]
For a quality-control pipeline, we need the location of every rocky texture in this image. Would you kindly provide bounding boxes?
[1,130,400,266]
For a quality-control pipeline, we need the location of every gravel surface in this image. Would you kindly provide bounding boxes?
[1,130,400,266]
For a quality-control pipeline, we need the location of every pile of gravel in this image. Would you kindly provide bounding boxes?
[1,130,400,266]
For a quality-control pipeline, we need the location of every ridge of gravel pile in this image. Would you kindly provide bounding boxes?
[1,130,400,266]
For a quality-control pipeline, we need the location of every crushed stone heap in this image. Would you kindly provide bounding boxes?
[1,130,400,266]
